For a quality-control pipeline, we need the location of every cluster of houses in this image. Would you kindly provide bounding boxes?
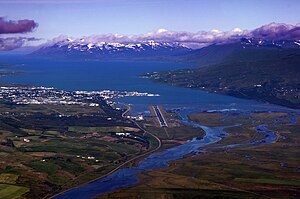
[0,87,158,115]
[126,115,144,121]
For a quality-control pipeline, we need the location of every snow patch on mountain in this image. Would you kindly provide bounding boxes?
[32,36,192,57]
[240,38,300,48]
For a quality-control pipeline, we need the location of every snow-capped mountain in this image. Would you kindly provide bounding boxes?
[31,36,300,60]
[31,38,192,58]
[240,38,300,48]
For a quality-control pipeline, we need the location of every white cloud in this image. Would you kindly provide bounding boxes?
[44,22,300,49]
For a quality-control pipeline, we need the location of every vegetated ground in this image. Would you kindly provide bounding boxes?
[0,100,206,198]
[96,111,300,199]
[145,106,205,150]
[0,173,29,199]
[147,46,300,109]
[0,100,150,198]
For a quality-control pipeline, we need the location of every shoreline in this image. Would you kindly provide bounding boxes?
[48,103,162,199]
[149,79,300,111]
[93,111,300,199]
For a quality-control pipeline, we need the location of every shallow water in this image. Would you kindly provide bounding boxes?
[53,108,288,199]
[1,55,298,198]
[53,111,230,199]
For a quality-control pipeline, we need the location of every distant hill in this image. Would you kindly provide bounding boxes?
[180,38,300,66]
[30,39,192,59]
[146,39,300,109]
[30,37,300,108]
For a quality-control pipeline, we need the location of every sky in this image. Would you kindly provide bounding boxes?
[0,0,300,49]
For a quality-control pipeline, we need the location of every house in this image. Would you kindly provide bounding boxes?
[136,115,144,121]
[116,132,130,136]
[23,138,31,143]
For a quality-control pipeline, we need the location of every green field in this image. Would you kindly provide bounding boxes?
[0,102,150,198]
[2,92,299,199]
[96,112,300,199]
[0,184,29,199]
[0,174,19,184]
[68,126,140,133]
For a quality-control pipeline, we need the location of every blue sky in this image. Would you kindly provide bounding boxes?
[0,0,300,40]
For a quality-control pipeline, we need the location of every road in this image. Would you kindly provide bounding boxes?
[120,103,162,152]
[121,103,131,118]
[48,103,162,199]
[153,105,168,127]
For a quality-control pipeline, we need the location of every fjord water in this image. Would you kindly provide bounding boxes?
[1,55,295,198]
[0,55,290,113]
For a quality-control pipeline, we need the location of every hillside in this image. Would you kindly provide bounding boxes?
[146,42,300,109]
[179,38,300,66]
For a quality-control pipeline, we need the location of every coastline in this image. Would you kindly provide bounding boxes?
[48,103,162,199]
[148,78,300,110]
[94,111,300,199]
[1,57,299,198]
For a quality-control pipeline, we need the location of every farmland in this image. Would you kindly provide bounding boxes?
[96,111,300,199]
[0,99,151,198]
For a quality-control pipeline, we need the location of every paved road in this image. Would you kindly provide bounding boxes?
[121,103,131,117]
[153,105,168,127]
[48,103,162,199]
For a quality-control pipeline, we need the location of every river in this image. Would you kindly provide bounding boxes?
[0,55,297,198]
[52,107,292,199]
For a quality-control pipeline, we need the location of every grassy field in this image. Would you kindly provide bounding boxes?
[0,102,152,198]
[0,184,29,199]
[68,126,140,133]
[2,98,298,198]
[96,111,300,199]
[188,112,230,127]
[211,125,265,146]
[0,173,19,184]
[145,106,205,149]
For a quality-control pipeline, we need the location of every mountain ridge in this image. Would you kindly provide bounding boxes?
[179,38,300,66]
[31,39,192,59]
[30,37,300,62]
[145,40,300,109]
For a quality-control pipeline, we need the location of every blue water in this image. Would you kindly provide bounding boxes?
[53,109,287,199]
[0,55,293,114]
[53,113,229,199]
[1,55,298,198]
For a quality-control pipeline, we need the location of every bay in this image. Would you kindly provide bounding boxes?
[0,54,296,198]
[0,55,290,114]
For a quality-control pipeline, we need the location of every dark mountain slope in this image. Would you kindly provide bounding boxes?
[147,43,300,109]
[181,38,300,67]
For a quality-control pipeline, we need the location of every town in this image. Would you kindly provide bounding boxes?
[0,86,159,107]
